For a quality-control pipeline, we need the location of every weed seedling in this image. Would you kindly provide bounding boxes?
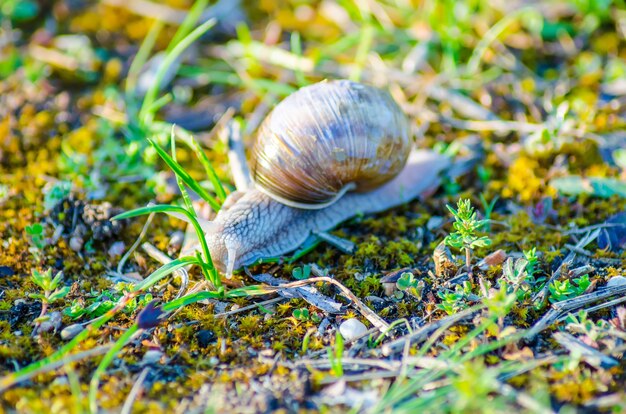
[444,199,491,292]
[25,222,46,259]
[501,258,532,300]
[437,291,467,315]
[327,331,344,377]
[523,247,539,278]
[292,265,311,280]
[548,275,591,303]
[30,268,69,333]
[292,308,310,321]
[396,272,424,299]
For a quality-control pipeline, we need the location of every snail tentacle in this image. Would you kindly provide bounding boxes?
[222,120,252,192]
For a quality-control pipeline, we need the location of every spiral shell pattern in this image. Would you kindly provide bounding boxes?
[250,80,411,209]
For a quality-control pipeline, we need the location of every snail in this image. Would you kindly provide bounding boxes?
[194,80,470,276]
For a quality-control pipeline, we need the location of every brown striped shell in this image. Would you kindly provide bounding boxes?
[249,80,412,209]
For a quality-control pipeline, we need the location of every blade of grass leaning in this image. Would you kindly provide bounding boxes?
[89,324,140,413]
[225,285,273,298]
[223,40,314,76]
[170,127,196,213]
[176,128,227,202]
[290,31,307,86]
[144,93,173,116]
[147,138,221,211]
[168,0,209,51]
[126,19,164,98]
[466,7,538,75]
[113,204,216,282]
[132,256,200,292]
[162,290,224,311]
[350,24,375,82]
[140,18,216,124]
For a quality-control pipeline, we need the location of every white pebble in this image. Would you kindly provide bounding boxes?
[339,318,367,342]
[142,350,163,364]
[61,324,84,341]
[607,276,626,288]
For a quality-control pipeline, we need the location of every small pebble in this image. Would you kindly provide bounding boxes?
[607,276,626,288]
[142,350,163,364]
[0,266,15,277]
[196,329,216,348]
[107,241,125,258]
[61,324,84,341]
[39,311,62,333]
[427,216,444,231]
[339,318,367,342]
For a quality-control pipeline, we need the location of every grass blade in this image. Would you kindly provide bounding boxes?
[175,128,227,202]
[170,128,196,213]
[140,18,216,124]
[168,0,209,51]
[147,138,221,211]
[132,256,199,292]
[126,19,164,98]
[89,324,140,413]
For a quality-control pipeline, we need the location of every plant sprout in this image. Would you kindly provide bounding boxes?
[444,199,492,282]
[29,268,69,333]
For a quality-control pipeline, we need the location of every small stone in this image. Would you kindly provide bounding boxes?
[61,324,84,341]
[478,249,507,270]
[607,276,626,288]
[136,301,164,329]
[107,241,125,258]
[39,311,62,333]
[427,216,444,231]
[339,318,367,342]
[142,350,163,364]
[196,329,216,348]
[69,235,84,252]
[0,266,15,277]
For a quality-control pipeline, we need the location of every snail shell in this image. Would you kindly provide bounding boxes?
[250,80,412,209]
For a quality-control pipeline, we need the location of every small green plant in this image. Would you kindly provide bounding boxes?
[483,284,517,320]
[479,194,498,232]
[327,332,344,377]
[292,265,311,280]
[437,291,466,315]
[444,199,492,280]
[42,181,71,211]
[523,248,539,279]
[25,222,46,255]
[396,272,424,299]
[30,268,70,305]
[292,308,310,321]
[548,275,591,303]
[501,258,532,300]
[64,285,153,320]
[30,269,70,332]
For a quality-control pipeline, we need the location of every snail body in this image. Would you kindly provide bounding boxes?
[199,80,458,275]
[206,150,450,275]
